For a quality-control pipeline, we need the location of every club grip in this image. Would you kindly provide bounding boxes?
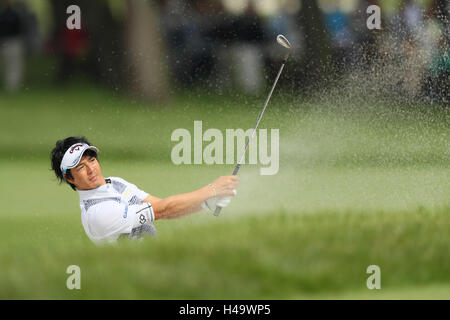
[214,164,240,217]
[213,206,222,216]
[232,163,241,176]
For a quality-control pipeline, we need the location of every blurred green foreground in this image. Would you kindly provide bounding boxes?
[0,85,448,299]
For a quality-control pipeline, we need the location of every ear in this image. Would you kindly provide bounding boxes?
[64,172,75,185]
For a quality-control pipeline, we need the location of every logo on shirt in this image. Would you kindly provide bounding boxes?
[123,189,132,200]
[123,204,128,218]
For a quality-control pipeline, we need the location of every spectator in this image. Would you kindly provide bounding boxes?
[210,2,266,94]
[400,0,423,42]
[53,25,90,82]
[0,0,25,91]
[421,0,449,103]
[159,0,215,86]
[323,4,354,72]
[351,0,383,68]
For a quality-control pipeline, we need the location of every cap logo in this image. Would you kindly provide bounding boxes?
[61,143,98,174]
[69,144,84,154]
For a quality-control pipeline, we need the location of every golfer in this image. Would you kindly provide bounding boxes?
[51,136,238,244]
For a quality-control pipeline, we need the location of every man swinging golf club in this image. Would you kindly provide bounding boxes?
[51,136,238,245]
[50,35,290,245]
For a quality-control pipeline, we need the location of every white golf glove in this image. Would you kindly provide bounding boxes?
[216,196,231,208]
[201,189,236,211]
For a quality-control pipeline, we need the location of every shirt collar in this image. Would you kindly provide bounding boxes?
[77,178,112,200]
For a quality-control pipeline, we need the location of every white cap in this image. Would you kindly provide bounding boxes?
[60,143,99,175]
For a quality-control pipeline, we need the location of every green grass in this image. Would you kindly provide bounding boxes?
[0,84,449,299]
[0,204,448,299]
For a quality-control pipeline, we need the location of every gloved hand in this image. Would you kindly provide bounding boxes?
[216,196,231,208]
[201,189,236,211]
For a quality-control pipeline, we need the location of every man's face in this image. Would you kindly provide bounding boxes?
[65,155,105,190]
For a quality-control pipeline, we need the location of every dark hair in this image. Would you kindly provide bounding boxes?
[50,136,98,191]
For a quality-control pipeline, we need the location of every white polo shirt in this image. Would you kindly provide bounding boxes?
[77,177,157,244]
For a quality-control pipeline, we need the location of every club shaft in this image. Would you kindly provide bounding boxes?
[214,61,287,217]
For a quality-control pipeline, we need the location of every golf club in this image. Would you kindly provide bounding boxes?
[214,34,292,216]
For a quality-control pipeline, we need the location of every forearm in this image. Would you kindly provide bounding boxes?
[161,204,204,220]
[152,186,213,220]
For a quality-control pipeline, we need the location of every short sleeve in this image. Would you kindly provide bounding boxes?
[87,200,156,244]
[128,183,149,201]
[88,200,135,243]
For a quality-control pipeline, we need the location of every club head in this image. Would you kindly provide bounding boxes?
[276,35,291,49]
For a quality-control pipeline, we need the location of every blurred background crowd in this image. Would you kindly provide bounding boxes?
[0,0,448,103]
